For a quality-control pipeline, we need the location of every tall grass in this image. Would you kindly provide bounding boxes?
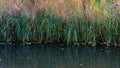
[0,0,120,45]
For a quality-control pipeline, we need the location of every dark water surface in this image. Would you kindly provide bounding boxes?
[0,44,120,68]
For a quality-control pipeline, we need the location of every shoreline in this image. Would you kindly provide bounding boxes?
[0,41,120,46]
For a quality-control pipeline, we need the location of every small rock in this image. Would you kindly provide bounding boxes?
[26,57,29,59]
[81,43,86,45]
[92,43,96,46]
[100,49,103,51]
[74,43,79,46]
[0,58,2,61]
[60,48,64,51]
[114,43,117,46]
[80,63,83,66]
[88,41,92,44]
[26,42,31,45]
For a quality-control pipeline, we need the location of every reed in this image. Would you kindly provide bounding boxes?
[0,0,120,45]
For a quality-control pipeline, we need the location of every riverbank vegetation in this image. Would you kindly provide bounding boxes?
[0,0,120,45]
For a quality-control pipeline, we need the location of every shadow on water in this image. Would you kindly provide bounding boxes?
[0,44,120,68]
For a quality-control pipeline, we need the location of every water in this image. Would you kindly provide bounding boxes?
[0,44,120,68]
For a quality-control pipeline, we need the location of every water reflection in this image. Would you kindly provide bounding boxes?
[0,44,120,68]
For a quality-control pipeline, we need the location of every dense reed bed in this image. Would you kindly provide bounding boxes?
[0,0,120,45]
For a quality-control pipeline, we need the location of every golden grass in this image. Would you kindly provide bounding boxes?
[0,0,120,19]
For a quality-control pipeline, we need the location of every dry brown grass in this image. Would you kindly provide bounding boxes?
[0,0,120,19]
